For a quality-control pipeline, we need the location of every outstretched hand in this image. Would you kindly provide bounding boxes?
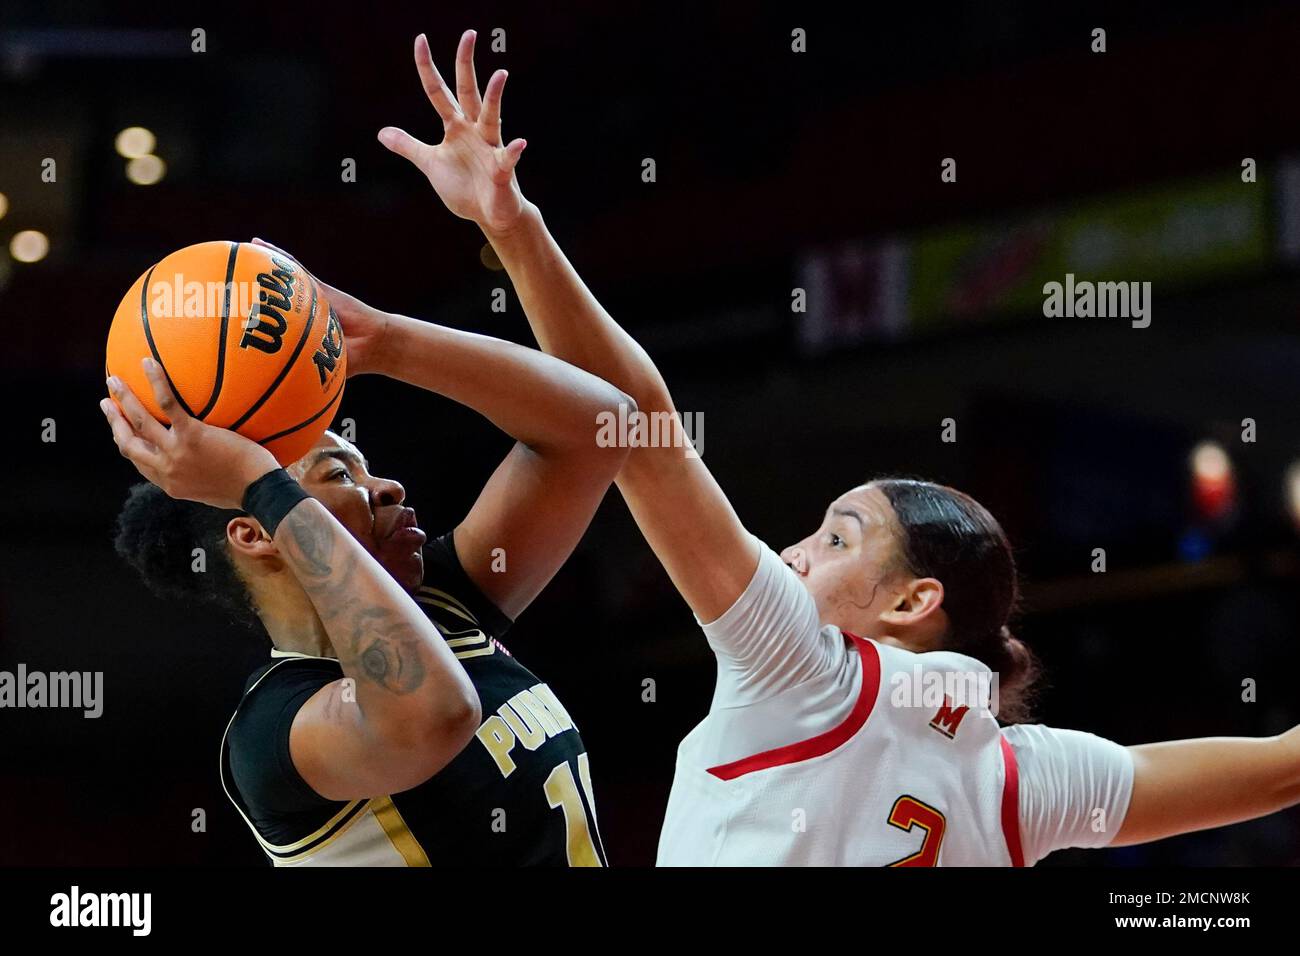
[378,31,529,236]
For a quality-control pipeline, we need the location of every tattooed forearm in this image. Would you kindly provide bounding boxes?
[276,501,432,696]
[348,606,428,694]
[280,505,336,579]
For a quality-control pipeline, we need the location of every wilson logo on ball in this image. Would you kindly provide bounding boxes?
[240,256,299,354]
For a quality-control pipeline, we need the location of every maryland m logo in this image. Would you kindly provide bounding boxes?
[928,695,970,739]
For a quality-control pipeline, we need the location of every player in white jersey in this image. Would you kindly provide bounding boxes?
[655,524,1127,866]
[379,30,1300,865]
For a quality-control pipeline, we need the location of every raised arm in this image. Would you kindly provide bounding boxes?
[1111,726,1300,846]
[250,238,635,622]
[250,36,637,623]
[370,315,633,619]
[379,30,758,623]
[489,209,758,623]
[103,359,480,800]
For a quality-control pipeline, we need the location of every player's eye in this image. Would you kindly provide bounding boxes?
[828,533,844,547]
[328,469,352,483]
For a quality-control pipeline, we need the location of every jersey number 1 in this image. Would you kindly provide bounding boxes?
[542,753,602,866]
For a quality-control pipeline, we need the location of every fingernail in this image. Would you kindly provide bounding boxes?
[106,376,119,391]
[98,399,109,414]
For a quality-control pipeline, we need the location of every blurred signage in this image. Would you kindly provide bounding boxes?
[795,239,908,354]
[910,174,1269,330]
[796,173,1270,351]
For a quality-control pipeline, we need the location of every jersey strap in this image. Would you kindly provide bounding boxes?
[999,734,1025,867]
[706,633,882,781]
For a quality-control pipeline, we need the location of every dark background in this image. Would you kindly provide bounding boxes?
[2,0,1300,865]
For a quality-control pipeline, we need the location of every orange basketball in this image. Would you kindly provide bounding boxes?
[106,241,346,465]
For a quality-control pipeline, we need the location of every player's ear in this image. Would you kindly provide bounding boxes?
[879,577,945,627]
[226,515,278,560]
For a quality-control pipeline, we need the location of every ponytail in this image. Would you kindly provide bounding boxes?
[873,478,1041,723]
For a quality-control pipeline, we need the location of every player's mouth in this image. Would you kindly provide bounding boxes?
[383,506,427,548]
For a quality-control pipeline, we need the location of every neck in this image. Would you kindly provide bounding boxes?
[249,567,336,659]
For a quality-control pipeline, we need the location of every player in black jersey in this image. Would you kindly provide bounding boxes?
[102,50,635,863]
[215,517,606,866]
[108,337,625,864]
[108,323,625,865]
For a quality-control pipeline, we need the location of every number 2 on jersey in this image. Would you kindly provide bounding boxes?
[885,794,946,866]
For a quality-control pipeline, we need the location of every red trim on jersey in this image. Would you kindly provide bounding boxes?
[999,734,1025,867]
[706,633,882,781]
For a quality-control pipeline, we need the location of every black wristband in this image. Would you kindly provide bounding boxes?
[242,468,311,537]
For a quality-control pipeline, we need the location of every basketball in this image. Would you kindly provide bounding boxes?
[106,240,347,465]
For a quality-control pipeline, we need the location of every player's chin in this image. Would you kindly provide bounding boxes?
[377,535,425,590]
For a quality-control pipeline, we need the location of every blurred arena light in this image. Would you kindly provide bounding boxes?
[0,192,8,220]
[1176,527,1214,563]
[9,229,49,263]
[114,127,155,159]
[126,154,166,185]
[1285,462,1300,531]
[1190,440,1235,522]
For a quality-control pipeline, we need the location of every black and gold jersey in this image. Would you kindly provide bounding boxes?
[219,532,605,867]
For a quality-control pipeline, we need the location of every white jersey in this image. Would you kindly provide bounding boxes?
[657,539,1134,866]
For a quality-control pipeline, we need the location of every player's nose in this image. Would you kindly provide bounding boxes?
[370,476,406,509]
[780,545,808,575]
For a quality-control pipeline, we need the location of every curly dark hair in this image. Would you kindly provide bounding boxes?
[114,481,259,629]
